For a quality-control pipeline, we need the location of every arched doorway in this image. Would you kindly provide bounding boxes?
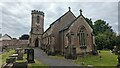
[35,38,39,47]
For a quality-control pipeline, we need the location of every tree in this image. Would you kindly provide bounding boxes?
[93,19,116,50]
[19,34,29,40]
[94,19,113,35]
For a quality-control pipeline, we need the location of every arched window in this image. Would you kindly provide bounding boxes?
[37,16,40,24]
[78,26,87,48]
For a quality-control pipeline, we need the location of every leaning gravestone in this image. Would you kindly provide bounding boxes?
[27,49,35,63]
[6,57,16,63]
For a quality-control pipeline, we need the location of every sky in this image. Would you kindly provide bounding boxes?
[0,0,119,38]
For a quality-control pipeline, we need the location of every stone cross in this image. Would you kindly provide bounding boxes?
[68,7,71,11]
[66,32,74,55]
[79,9,82,15]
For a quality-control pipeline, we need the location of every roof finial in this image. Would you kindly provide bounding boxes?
[79,9,82,15]
[68,7,71,11]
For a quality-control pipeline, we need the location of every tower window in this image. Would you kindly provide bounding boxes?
[37,16,40,24]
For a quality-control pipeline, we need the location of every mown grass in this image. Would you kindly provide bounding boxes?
[49,50,118,67]
[1,49,15,65]
[75,50,118,67]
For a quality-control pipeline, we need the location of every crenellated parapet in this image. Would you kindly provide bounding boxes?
[31,10,44,16]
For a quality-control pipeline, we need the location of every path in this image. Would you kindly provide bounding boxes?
[34,48,79,66]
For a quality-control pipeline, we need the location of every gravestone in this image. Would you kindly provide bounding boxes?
[92,50,98,55]
[17,51,23,60]
[27,49,35,63]
[6,57,16,63]
[13,62,27,68]
[24,49,29,54]
[15,48,23,54]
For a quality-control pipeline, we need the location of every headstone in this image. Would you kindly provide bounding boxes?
[15,48,23,54]
[17,51,23,60]
[92,50,98,55]
[27,49,35,63]
[24,49,29,54]
[13,62,27,68]
[6,57,16,63]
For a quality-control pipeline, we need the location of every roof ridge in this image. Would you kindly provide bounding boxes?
[3,34,12,39]
[59,14,93,32]
[43,10,75,34]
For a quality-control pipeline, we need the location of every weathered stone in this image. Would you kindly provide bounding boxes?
[13,62,27,68]
[24,49,29,54]
[6,57,16,63]
[91,50,98,55]
[17,51,23,60]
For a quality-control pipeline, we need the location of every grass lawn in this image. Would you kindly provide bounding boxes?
[0,49,47,68]
[75,50,118,66]
[49,50,118,67]
[0,49,15,65]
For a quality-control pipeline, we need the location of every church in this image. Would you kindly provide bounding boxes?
[29,7,96,57]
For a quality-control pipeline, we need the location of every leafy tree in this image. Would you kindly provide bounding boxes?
[94,19,113,35]
[93,19,116,50]
[19,34,29,40]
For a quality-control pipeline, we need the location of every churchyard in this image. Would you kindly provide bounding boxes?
[48,50,118,67]
[75,50,117,66]
[0,47,119,68]
[0,48,47,68]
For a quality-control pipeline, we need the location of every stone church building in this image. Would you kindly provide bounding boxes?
[29,7,96,57]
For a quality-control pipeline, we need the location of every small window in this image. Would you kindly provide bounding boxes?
[37,16,40,24]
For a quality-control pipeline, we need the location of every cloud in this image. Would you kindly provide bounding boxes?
[0,2,118,38]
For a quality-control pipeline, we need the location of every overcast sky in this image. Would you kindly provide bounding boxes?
[0,1,119,38]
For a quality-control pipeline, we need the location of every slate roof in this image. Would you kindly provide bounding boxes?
[43,10,76,34]
[1,34,12,40]
[59,14,93,32]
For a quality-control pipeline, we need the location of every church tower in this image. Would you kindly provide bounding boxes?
[29,10,44,47]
